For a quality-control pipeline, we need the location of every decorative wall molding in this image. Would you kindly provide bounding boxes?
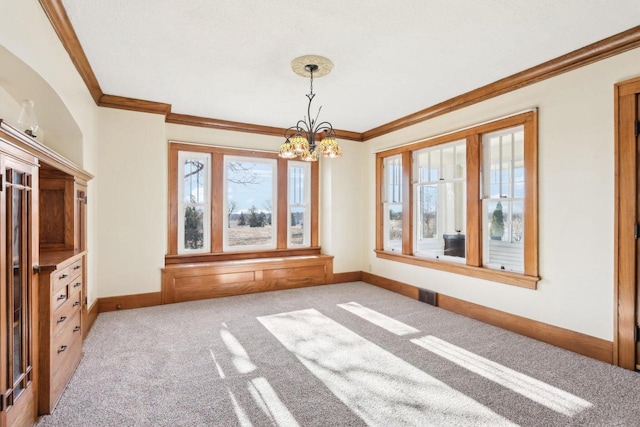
[38,1,640,142]
[362,25,640,141]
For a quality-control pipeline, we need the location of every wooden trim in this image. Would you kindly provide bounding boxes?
[362,272,613,363]
[166,113,363,141]
[375,155,384,250]
[165,247,322,264]
[99,94,171,116]
[167,145,179,254]
[98,292,162,313]
[466,134,482,266]
[437,294,613,364]
[0,121,93,182]
[277,157,288,248]
[361,271,419,299]
[84,299,99,339]
[376,250,539,289]
[333,271,363,284]
[523,113,539,277]
[401,151,412,254]
[211,153,224,252]
[38,0,103,104]
[166,113,288,138]
[614,78,640,369]
[362,25,640,141]
[310,161,319,247]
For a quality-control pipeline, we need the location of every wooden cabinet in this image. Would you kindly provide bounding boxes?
[0,120,92,424]
[37,252,85,414]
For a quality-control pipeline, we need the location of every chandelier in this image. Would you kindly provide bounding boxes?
[279,55,341,161]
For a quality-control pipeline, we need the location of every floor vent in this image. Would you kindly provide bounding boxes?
[418,289,437,306]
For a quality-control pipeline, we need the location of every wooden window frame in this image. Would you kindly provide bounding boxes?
[375,111,539,289]
[166,142,320,263]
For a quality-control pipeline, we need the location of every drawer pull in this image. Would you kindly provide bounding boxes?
[57,294,66,301]
[73,301,80,307]
[56,316,67,324]
[74,282,82,288]
[58,345,68,353]
[73,265,81,270]
[73,326,81,333]
[59,274,68,280]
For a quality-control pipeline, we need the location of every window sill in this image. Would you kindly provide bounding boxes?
[374,250,539,289]
[166,247,322,265]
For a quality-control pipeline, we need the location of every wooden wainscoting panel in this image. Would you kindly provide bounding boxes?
[98,292,162,313]
[162,255,334,304]
[333,271,363,283]
[362,272,613,363]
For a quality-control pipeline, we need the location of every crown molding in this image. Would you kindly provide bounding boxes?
[99,94,172,115]
[166,113,363,141]
[39,0,103,105]
[38,1,640,143]
[362,25,640,141]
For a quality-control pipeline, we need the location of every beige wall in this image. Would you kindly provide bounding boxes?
[96,108,167,297]
[4,0,640,344]
[364,47,640,341]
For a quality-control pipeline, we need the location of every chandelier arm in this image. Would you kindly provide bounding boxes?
[313,121,335,134]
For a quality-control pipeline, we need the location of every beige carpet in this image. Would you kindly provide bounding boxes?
[36,282,640,426]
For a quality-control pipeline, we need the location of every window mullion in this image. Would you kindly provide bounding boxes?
[466,134,482,267]
[402,151,413,255]
[211,153,224,252]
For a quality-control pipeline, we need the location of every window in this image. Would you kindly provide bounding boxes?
[168,143,319,261]
[177,151,211,254]
[414,140,466,261]
[375,111,538,288]
[482,126,525,272]
[288,161,311,247]
[223,156,277,252]
[382,155,403,252]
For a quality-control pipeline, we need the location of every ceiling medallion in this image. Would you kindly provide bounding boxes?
[279,55,341,161]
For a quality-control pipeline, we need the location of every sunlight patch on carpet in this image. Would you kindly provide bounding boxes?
[411,335,592,417]
[337,302,420,336]
[221,328,258,374]
[209,349,226,378]
[258,309,518,427]
[248,377,300,427]
[228,389,254,427]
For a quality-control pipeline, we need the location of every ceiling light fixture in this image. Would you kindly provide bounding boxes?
[279,55,341,161]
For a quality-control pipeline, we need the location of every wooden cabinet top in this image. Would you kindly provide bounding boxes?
[39,250,86,271]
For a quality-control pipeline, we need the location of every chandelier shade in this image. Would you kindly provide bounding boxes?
[279,56,341,162]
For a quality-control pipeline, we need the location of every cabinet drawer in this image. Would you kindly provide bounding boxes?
[51,285,69,311]
[69,259,83,277]
[52,292,81,337]
[52,267,71,291]
[51,310,82,369]
[50,315,82,409]
[69,276,82,299]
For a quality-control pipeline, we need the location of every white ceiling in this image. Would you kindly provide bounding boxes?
[61,0,640,133]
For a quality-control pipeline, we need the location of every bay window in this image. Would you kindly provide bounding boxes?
[168,142,319,262]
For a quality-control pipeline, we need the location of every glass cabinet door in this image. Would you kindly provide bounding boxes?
[2,157,37,427]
